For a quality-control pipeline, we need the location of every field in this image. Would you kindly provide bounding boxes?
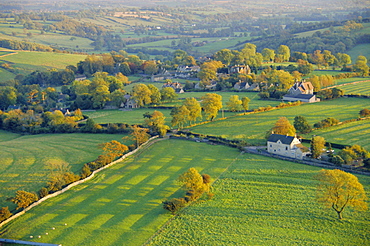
[188,97,370,145]
[336,80,370,95]
[82,109,173,125]
[302,118,370,150]
[0,131,129,210]
[149,153,370,245]
[0,139,241,246]
[0,49,86,70]
[0,48,86,83]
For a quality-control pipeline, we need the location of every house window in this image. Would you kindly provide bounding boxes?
[270,144,272,148]
[286,146,288,150]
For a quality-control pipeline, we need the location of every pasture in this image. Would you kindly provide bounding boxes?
[0,131,128,210]
[0,139,241,246]
[337,80,370,95]
[0,50,86,70]
[188,97,370,145]
[302,118,370,150]
[82,109,173,125]
[149,153,370,245]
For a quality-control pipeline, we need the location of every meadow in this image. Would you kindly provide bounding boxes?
[302,118,370,150]
[0,139,241,246]
[0,50,86,70]
[82,108,173,125]
[149,153,370,245]
[187,97,370,145]
[337,80,370,95]
[0,131,128,210]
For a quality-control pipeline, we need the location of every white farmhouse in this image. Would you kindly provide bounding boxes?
[267,134,309,159]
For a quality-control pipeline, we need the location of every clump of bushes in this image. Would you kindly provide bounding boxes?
[162,168,213,214]
[314,117,339,129]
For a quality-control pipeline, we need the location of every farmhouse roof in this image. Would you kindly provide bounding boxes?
[267,134,296,145]
[285,94,315,100]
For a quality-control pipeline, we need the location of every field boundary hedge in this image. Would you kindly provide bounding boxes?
[0,136,159,229]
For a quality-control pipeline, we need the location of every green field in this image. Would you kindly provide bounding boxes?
[0,131,128,210]
[302,118,370,150]
[0,50,86,70]
[0,139,241,246]
[337,80,370,95]
[82,109,173,125]
[149,153,370,245]
[188,97,370,145]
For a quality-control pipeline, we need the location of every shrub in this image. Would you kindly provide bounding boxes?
[0,207,12,222]
[359,108,370,117]
[162,198,187,214]
[9,190,38,210]
[38,187,49,198]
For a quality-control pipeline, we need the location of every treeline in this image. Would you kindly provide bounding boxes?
[0,39,54,52]
[0,108,132,134]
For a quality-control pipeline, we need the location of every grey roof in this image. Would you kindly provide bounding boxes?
[267,134,295,144]
[284,94,315,99]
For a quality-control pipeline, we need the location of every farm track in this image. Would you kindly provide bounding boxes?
[0,52,18,58]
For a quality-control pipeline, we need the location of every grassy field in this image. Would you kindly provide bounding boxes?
[149,153,370,245]
[82,109,173,125]
[0,139,241,246]
[188,97,370,145]
[0,131,129,210]
[0,50,86,70]
[302,118,370,150]
[337,80,370,95]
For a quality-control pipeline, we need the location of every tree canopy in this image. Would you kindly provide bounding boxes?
[316,169,368,219]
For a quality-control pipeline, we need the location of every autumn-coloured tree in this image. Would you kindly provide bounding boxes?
[201,93,223,120]
[178,168,210,200]
[0,207,12,222]
[183,97,202,124]
[310,136,326,159]
[267,117,296,137]
[316,169,368,219]
[131,84,152,107]
[171,105,190,129]
[226,95,243,112]
[129,125,150,147]
[241,97,251,112]
[99,140,129,160]
[144,110,169,137]
[9,190,38,210]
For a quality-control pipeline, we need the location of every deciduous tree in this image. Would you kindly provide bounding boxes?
[99,140,129,160]
[310,136,326,159]
[183,97,202,124]
[226,95,243,112]
[171,105,190,129]
[268,117,296,137]
[132,84,152,107]
[241,97,250,112]
[316,169,368,219]
[294,116,312,134]
[200,93,223,120]
[128,125,150,147]
[144,110,169,137]
[9,190,38,210]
